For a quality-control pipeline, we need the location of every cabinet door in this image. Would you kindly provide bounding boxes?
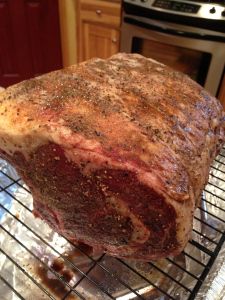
[81,22,119,61]
[0,0,62,87]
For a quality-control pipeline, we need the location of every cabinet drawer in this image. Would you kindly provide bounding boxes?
[80,0,121,27]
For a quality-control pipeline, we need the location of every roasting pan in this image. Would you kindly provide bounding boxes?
[0,146,225,300]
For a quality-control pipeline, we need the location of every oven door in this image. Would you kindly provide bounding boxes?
[120,16,225,96]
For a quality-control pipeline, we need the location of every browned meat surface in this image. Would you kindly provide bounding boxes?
[0,53,224,260]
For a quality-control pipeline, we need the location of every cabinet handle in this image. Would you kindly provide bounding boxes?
[96,9,102,15]
[112,38,117,43]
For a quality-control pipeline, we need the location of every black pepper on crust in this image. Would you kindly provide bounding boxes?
[0,53,224,261]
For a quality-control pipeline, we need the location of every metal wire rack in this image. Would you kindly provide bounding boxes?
[0,147,225,300]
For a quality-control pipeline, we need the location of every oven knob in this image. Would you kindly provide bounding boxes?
[222,10,225,17]
[209,7,216,14]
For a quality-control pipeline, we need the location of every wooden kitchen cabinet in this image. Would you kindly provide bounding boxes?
[82,23,120,60]
[77,0,121,62]
[0,0,62,87]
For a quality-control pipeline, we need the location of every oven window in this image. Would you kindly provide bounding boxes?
[132,37,211,86]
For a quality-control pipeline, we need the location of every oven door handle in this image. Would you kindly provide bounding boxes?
[124,17,225,42]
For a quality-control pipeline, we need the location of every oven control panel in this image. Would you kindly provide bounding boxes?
[124,0,225,20]
[153,0,200,13]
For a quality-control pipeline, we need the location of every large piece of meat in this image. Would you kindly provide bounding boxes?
[0,53,224,260]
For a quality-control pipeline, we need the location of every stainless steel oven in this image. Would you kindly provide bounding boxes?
[120,0,225,96]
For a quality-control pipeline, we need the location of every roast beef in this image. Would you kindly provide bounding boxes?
[0,53,224,260]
